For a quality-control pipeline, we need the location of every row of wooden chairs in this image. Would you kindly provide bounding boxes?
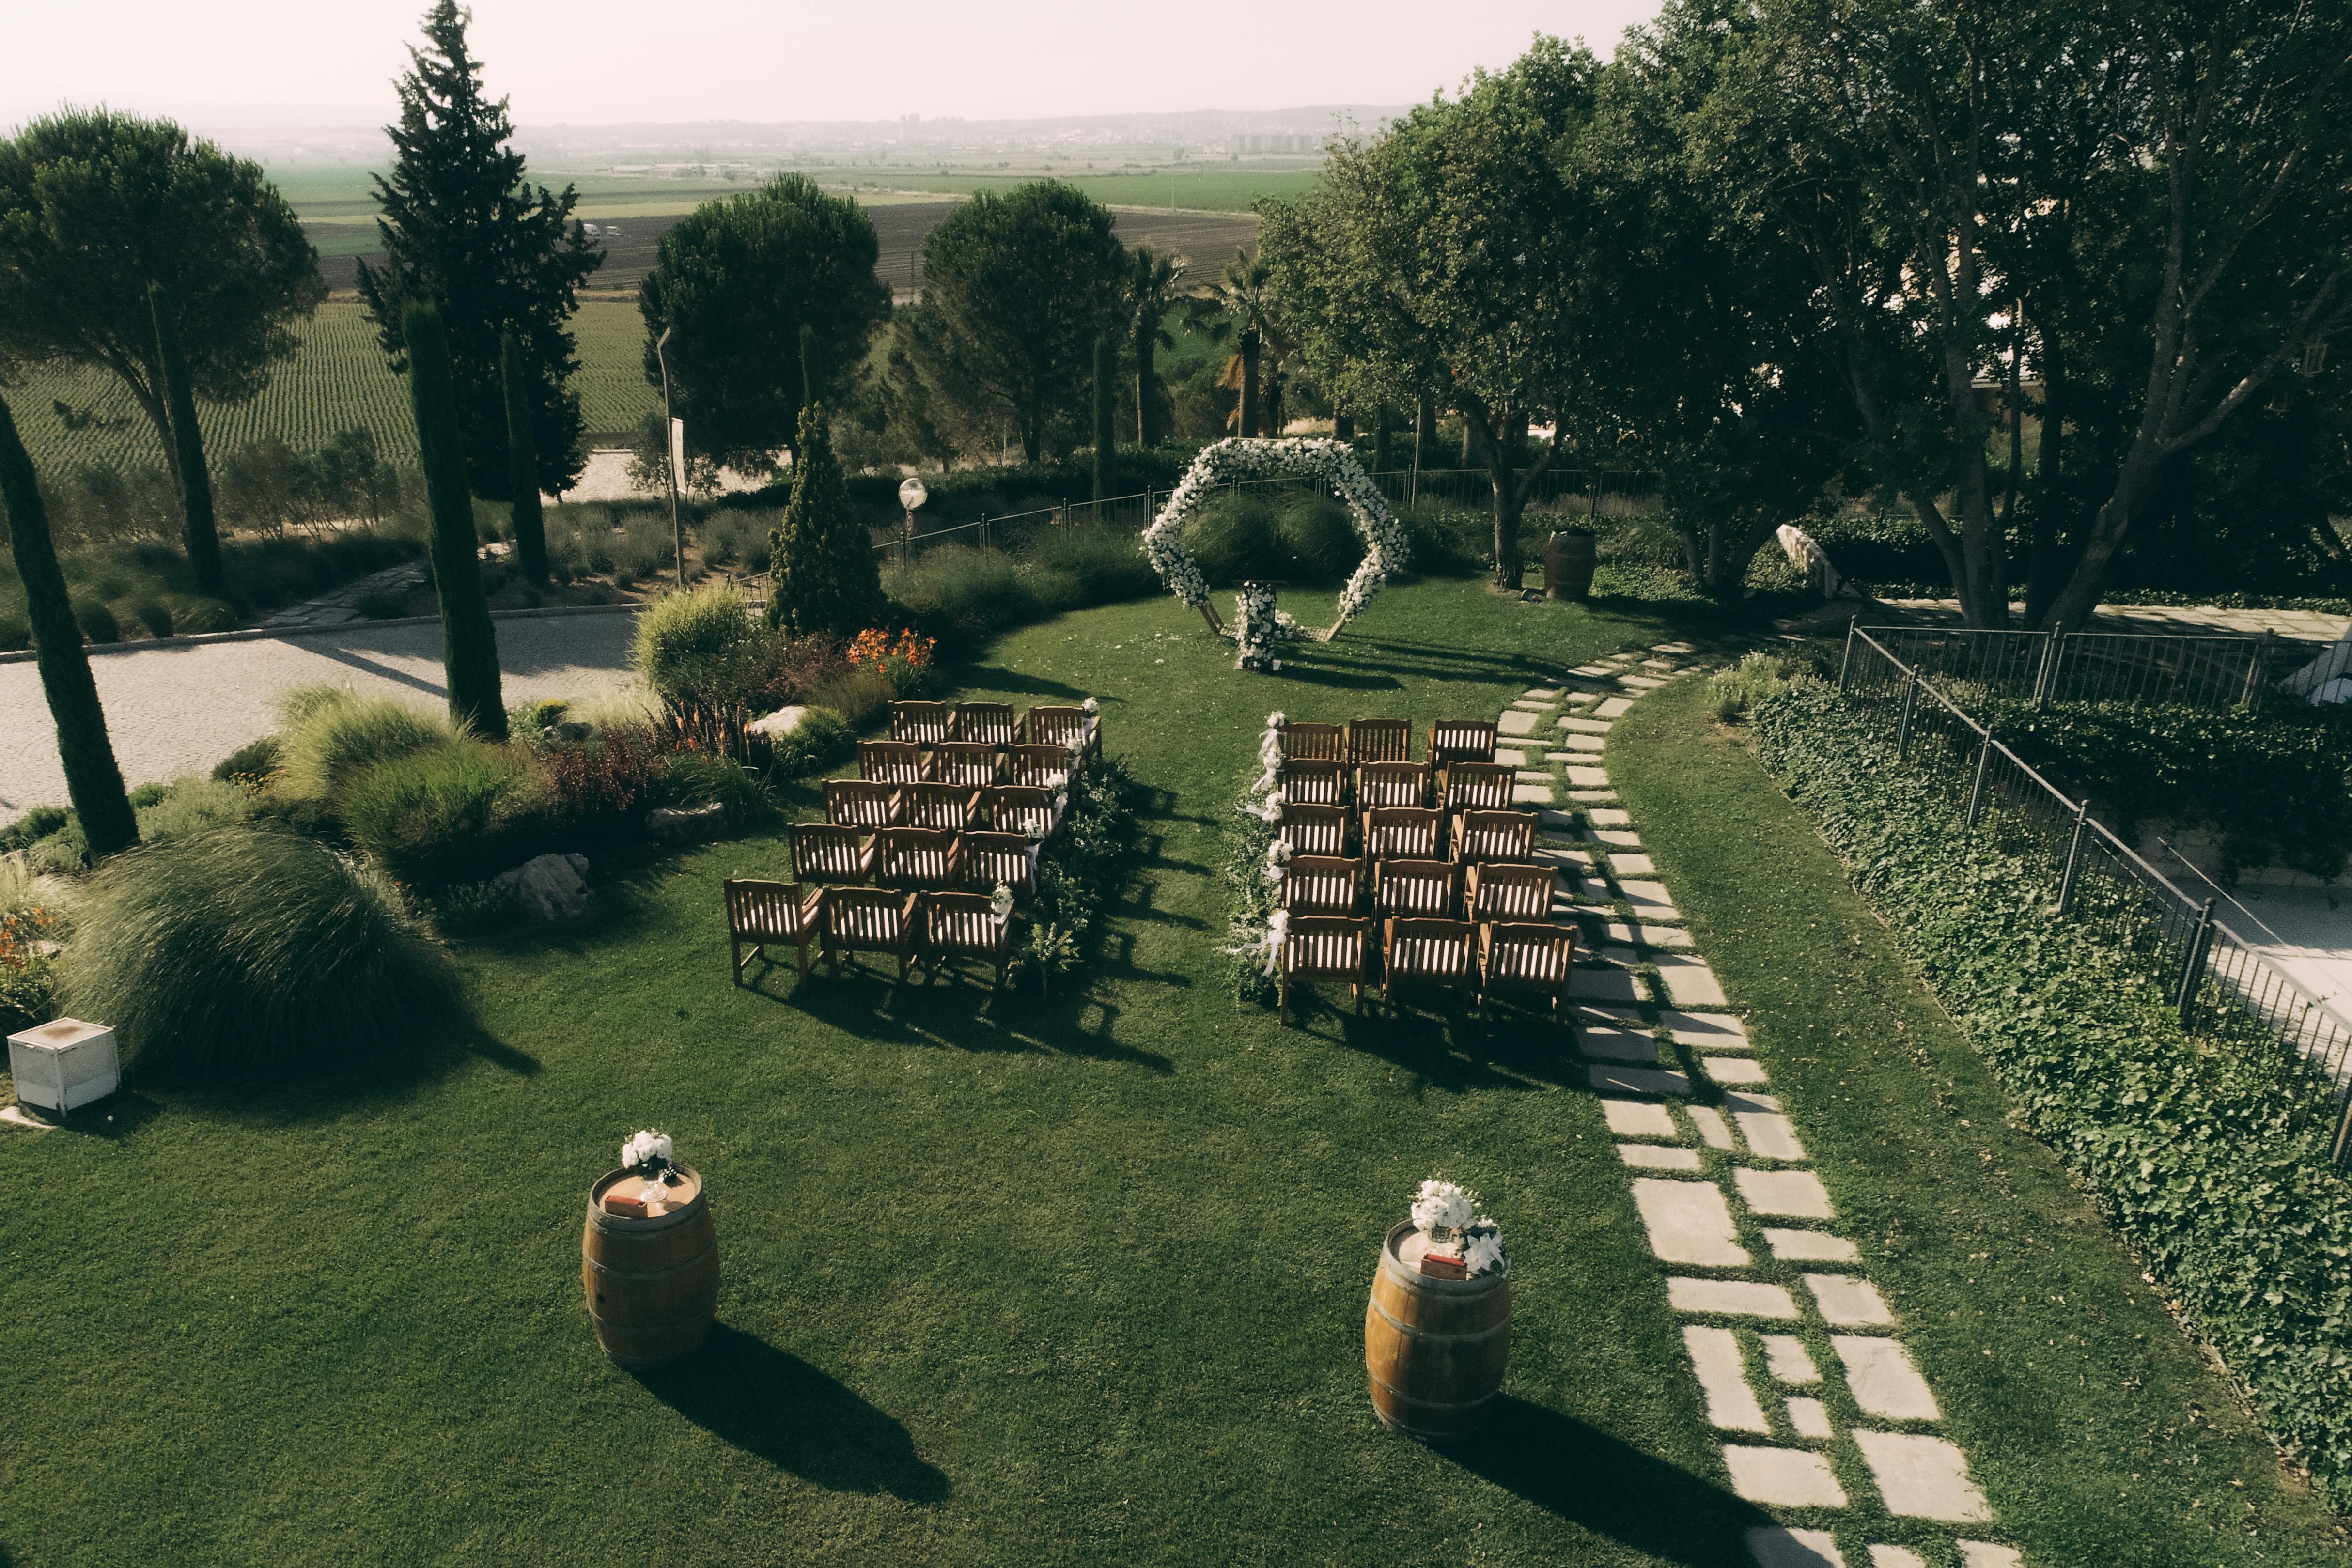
[823,778,1063,838]
[725,878,1015,988]
[1276,718,1498,767]
[790,823,1039,899]
[857,739,1074,789]
[1279,758,1517,815]
[1279,916,1577,1021]
[1282,804,1538,866]
[1283,856,1555,923]
[890,700,1101,759]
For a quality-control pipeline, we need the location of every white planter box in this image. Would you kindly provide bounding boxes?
[7,1017,119,1115]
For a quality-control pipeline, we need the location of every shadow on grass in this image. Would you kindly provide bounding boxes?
[952,663,1092,701]
[634,1325,950,1502]
[1280,995,1583,1092]
[153,1018,542,1130]
[1445,1396,1767,1563]
[752,965,1176,1074]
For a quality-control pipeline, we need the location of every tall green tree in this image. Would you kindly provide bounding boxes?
[1092,336,1117,501]
[1124,244,1188,447]
[911,181,1127,464]
[404,302,506,740]
[0,392,137,859]
[767,402,882,637]
[0,110,319,536]
[1186,250,1288,438]
[357,1,601,500]
[147,282,223,595]
[637,174,891,479]
[500,332,547,585]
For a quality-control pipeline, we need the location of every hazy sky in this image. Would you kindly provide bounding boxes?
[3,0,1662,130]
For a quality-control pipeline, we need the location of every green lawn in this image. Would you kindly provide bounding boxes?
[0,580,2338,1565]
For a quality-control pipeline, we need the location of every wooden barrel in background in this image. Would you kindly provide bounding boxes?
[1545,531,1597,601]
[582,1164,719,1367]
[1364,1220,1511,1442]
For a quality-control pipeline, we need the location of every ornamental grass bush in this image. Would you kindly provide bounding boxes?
[57,822,464,1076]
[339,738,551,887]
[272,688,454,800]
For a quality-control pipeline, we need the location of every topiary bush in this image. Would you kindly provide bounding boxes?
[1183,494,1287,586]
[1276,495,1363,581]
[57,822,464,1076]
[274,690,455,801]
[339,739,550,887]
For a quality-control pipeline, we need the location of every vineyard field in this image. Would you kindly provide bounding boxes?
[7,301,662,476]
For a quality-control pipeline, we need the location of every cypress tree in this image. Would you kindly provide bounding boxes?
[767,401,882,637]
[500,332,548,584]
[0,392,138,859]
[148,281,224,595]
[1092,334,1116,503]
[404,301,507,739]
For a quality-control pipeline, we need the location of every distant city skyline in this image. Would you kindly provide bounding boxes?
[3,0,1659,132]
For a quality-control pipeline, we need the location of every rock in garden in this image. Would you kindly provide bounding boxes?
[748,705,809,739]
[540,721,593,743]
[646,802,727,841]
[494,853,592,920]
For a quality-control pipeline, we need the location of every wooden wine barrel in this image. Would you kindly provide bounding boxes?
[1545,531,1597,601]
[1364,1220,1511,1442]
[582,1164,718,1368]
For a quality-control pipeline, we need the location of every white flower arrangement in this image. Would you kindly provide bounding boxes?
[1266,711,1287,729]
[1138,438,1411,649]
[1408,1176,1507,1275]
[1233,582,1282,672]
[621,1129,674,1173]
[1462,1230,1507,1275]
[1082,696,1100,715]
[991,881,1015,919]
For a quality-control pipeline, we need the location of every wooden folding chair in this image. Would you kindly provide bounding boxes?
[959,830,1038,901]
[1277,721,1344,761]
[791,823,874,885]
[1027,704,1101,759]
[982,784,1059,840]
[902,780,980,831]
[822,886,920,981]
[1441,761,1517,817]
[859,740,926,784]
[1007,744,1073,789]
[1281,854,1361,916]
[1279,757,1349,807]
[1478,920,1578,1023]
[919,890,1013,989]
[890,700,957,747]
[824,778,903,834]
[929,741,1007,790]
[1278,915,1368,1021]
[954,701,1020,750]
[872,826,965,891]
[1356,760,1431,814]
[724,878,824,984]
[1363,805,1442,863]
[1453,809,1537,866]
[1374,857,1459,921]
[1278,801,1349,858]
[1429,719,1499,768]
[1382,917,1479,1012]
[1346,717,1412,765]
[1465,860,1554,923]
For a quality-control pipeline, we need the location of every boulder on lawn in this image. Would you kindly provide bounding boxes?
[494,853,592,921]
[540,720,594,743]
[748,705,809,740]
[646,801,727,841]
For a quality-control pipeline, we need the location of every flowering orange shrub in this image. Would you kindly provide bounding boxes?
[846,629,935,672]
[0,904,62,972]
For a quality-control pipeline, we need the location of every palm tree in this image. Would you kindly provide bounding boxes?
[1186,248,1287,439]
[1125,245,1188,447]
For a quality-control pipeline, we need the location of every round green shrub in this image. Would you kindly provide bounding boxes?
[1277,497,1363,581]
[163,594,239,634]
[277,694,455,801]
[340,739,551,886]
[631,581,756,702]
[73,600,121,644]
[661,751,774,825]
[58,822,464,1076]
[0,614,30,651]
[134,776,255,841]
[127,597,174,638]
[1183,495,1287,586]
[764,705,850,778]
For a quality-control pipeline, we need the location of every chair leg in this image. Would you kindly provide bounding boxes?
[730,936,743,985]
[795,931,812,978]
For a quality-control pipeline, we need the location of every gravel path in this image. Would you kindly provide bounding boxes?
[0,610,643,812]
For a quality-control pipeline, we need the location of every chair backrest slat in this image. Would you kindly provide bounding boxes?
[1429,720,1499,765]
[1007,745,1073,789]
[1386,917,1476,979]
[953,702,1019,749]
[891,700,957,746]
[1279,758,1348,806]
[725,878,808,940]
[903,782,976,830]
[1454,809,1537,865]
[1480,921,1576,984]
[930,742,1004,788]
[1278,802,1349,858]
[1363,806,1441,861]
[1356,761,1431,810]
[1443,761,1517,814]
[1466,860,1553,922]
[859,741,926,783]
[1346,717,1412,765]
[824,778,902,830]
[1277,722,1344,761]
[792,823,866,881]
[1282,854,1360,916]
[1374,857,1458,919]
[1282,915,1366,976]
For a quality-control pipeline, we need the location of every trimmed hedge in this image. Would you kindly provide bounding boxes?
[1752,684,2352,1507]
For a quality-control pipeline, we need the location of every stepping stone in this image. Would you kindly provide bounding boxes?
[1957,1545,2025,1568]
[1620,1143,1702,1171]
[1566,767,1612,789]
[1636,922,1694,949]
[1684,1325,1770,1432]
[1667,1278,1800,1320]
[1633,1178,1749,1266]
[1514,770,1555,785]
[1567,788,1619,803]
[1642,659,1680,672]
[1511,699,1552,712]
[1557,732,1607,753]
[1570,664,1615,678]
[1512,783,1556,804]
[1522,687,1561,700]
[1580,1027,1659,1063]
[1497,710,1539,736]
[1722,1445,1847,1507]
[1495,747,1530,766]
[1543,751,1582,763]
[1762,1335,1819,1385]
[1589,827,1644,849]
[1729,1093,1807,1161]
[1807,1274,1895,1327]
[1705,1056,1769,1086]
[1654,642,1698,655]
[1834,1336,1940,1422]
[1595,697,1634,718]
[1787,1397,1835,1440]
[1687,1106,1736,1151]
[1658,1009,1751,1050]
[1735,1168,1836,1220]
[1538,808,1579,830]
[1850,1430,1992,1521]
[1586,807,1633,826]
[1589,1064,1690,1097]
[1558,715,1613,734]
[1746,1528,1847,1568]
[1534,845,1596,872]
[1613,853,1659,877]
[1620,674,1668,690]
[1765,1228,1860,1264]
[1570,968,1642,1004]
[1615,880,1681,916]
[1654,954,1730,1008]
[1564,689,1601,704]
[1867,1548,1928,1568]
[1601,1097,1678,1139]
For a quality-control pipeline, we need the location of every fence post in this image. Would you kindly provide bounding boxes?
[2032,621,2063,710]
[2174,897,2217,1025]
[2332,1090,2352,1170]
[2242,628,2274,711]
[1837,621,1857,692]
[1964,730,1993,827]
[1894,672,1921,760]
[2055,802,2090,914]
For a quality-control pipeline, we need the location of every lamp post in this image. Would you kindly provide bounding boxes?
[655,326,684,590]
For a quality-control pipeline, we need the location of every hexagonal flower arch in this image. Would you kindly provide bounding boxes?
[1140,438,1410,670]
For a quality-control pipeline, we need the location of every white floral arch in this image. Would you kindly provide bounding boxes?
[1140,438,1410,666]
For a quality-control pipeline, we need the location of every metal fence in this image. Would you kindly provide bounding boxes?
[1835,625,2352,1166]
[1859,624,2334,711]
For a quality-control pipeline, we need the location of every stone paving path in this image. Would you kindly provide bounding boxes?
[0,610,643,812]
[1501,652,2024,1568]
